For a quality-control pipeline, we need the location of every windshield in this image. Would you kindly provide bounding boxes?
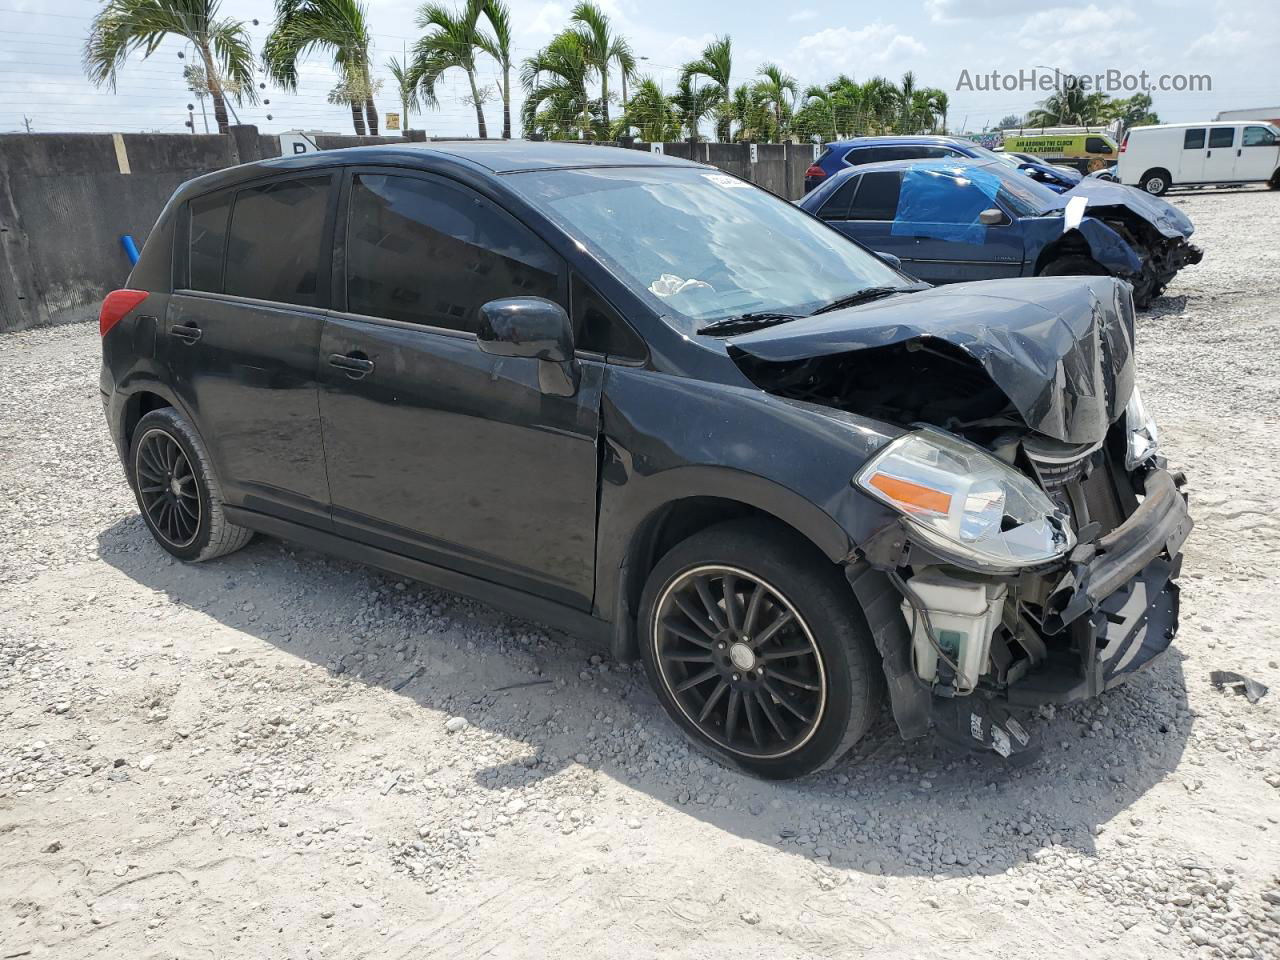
[506,165,907,331]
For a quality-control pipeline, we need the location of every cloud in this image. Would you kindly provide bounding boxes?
[1012,5,1143,67]
[793,23,926,75]
[926,0,1089,22]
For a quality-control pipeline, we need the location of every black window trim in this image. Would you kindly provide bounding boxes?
[176,167,342,308]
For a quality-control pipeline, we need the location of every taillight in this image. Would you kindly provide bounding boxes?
[1120,134,1128,153]
[99,289,148,337]
[805,164,826,180]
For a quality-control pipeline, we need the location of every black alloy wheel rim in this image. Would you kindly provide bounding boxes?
[653,565,826,759]
[135,428,201,548]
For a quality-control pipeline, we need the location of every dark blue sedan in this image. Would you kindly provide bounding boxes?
[798,158,1203,307]
[804,135,1080,194]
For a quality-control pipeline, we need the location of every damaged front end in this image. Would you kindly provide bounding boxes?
[729,275,1192,758]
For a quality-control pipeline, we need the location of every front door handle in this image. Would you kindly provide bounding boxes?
[329,352,375,379]
[169,323,202,343]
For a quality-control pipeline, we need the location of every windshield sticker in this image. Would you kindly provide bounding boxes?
[649,274,716,298]
[703,173,751,189]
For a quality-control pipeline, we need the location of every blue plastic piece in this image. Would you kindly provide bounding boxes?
[121,234,140,266]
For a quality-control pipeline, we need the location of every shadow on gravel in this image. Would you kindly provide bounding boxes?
[98,515,1193,880]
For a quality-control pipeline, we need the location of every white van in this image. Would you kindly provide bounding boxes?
[1117,122,1280,195]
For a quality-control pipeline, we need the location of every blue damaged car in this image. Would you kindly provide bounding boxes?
[799,158,1203,308]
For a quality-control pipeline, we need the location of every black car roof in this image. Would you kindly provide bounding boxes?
[177,140,701,197]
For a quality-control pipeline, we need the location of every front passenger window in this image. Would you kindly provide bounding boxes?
[345,174,563,333]
[1243,126,1277,147]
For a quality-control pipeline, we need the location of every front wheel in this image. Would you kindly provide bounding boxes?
[638,519,883,779]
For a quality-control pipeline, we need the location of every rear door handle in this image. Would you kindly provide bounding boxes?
[328,352,375,379]
[169,323,202,343]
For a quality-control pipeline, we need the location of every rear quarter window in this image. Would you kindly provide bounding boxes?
[187,193,231,291]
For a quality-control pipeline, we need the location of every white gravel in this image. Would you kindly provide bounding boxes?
[2,186,1279,958]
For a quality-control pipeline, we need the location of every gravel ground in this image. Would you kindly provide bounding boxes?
[2,187,1279,959]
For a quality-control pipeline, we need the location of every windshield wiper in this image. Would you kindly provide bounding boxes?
[810,286,908,316]
[696,312,802,336]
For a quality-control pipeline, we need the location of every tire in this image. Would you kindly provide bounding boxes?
[1038,255,1111,279]
[128,407,253,562]
[1269,171,1280,190]
[637,518,883,780]
[1139,170,1170,196]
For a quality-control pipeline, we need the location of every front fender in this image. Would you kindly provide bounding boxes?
[1023,216,1143,276]
[594,365,903,621]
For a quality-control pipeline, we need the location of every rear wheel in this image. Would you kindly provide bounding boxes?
[1139,170,1170,196]
[638,519,882,780]
[128,407,253,562]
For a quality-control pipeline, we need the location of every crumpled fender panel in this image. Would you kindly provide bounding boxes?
[1020,215,1145,277]
[1047,179,1195,240]
[728,275,1135,445]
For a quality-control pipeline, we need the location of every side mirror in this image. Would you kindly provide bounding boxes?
[873,250,903,270]
[478,297,578,396]
[978,207,1006,226]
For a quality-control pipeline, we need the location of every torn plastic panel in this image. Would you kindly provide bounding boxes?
[728,275,1135,445]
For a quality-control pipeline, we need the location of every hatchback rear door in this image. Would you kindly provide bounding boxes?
[317,168,603,609]
[165,172,337,527]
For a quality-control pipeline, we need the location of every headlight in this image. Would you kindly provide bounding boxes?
[1125,385,1160,470]
[854,427,1074,570]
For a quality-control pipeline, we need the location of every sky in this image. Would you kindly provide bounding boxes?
[1,0,1277,137]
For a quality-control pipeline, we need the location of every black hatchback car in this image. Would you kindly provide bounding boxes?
[101,142,1191,779]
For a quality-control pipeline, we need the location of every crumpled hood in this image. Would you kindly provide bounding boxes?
[728,276,1136,445]
[1050,180,1195,239]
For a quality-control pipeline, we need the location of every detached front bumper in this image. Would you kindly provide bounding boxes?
[852,467,1192,758]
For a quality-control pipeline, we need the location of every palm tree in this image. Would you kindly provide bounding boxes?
[671,73,718,141]
[475,0,513,138]
[754,62,797,142]
[620,76,680,142]
[521,31,596,140]
[386,55,419,133]
[412,0,488,138]
[84,0,257,135]
[1027,75,1108,126]
[730,82,772,142]
[264,0,379,136]
[568,1,633,131]
[682,35,732,141]
[929,89,949,133]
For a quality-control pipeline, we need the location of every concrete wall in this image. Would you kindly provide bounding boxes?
[0,127,811,333]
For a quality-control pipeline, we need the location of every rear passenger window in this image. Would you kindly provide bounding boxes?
[187,193,230,291]
[1183,128,1206,149]
[1085,137,1113,154]
[345,174,563,334]
[848,172,902,221]
[224,177,331,306]
[816,175,860,220]
[1208,127,1235,148]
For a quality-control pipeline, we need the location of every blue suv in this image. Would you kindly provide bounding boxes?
[805,136,1081,194]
